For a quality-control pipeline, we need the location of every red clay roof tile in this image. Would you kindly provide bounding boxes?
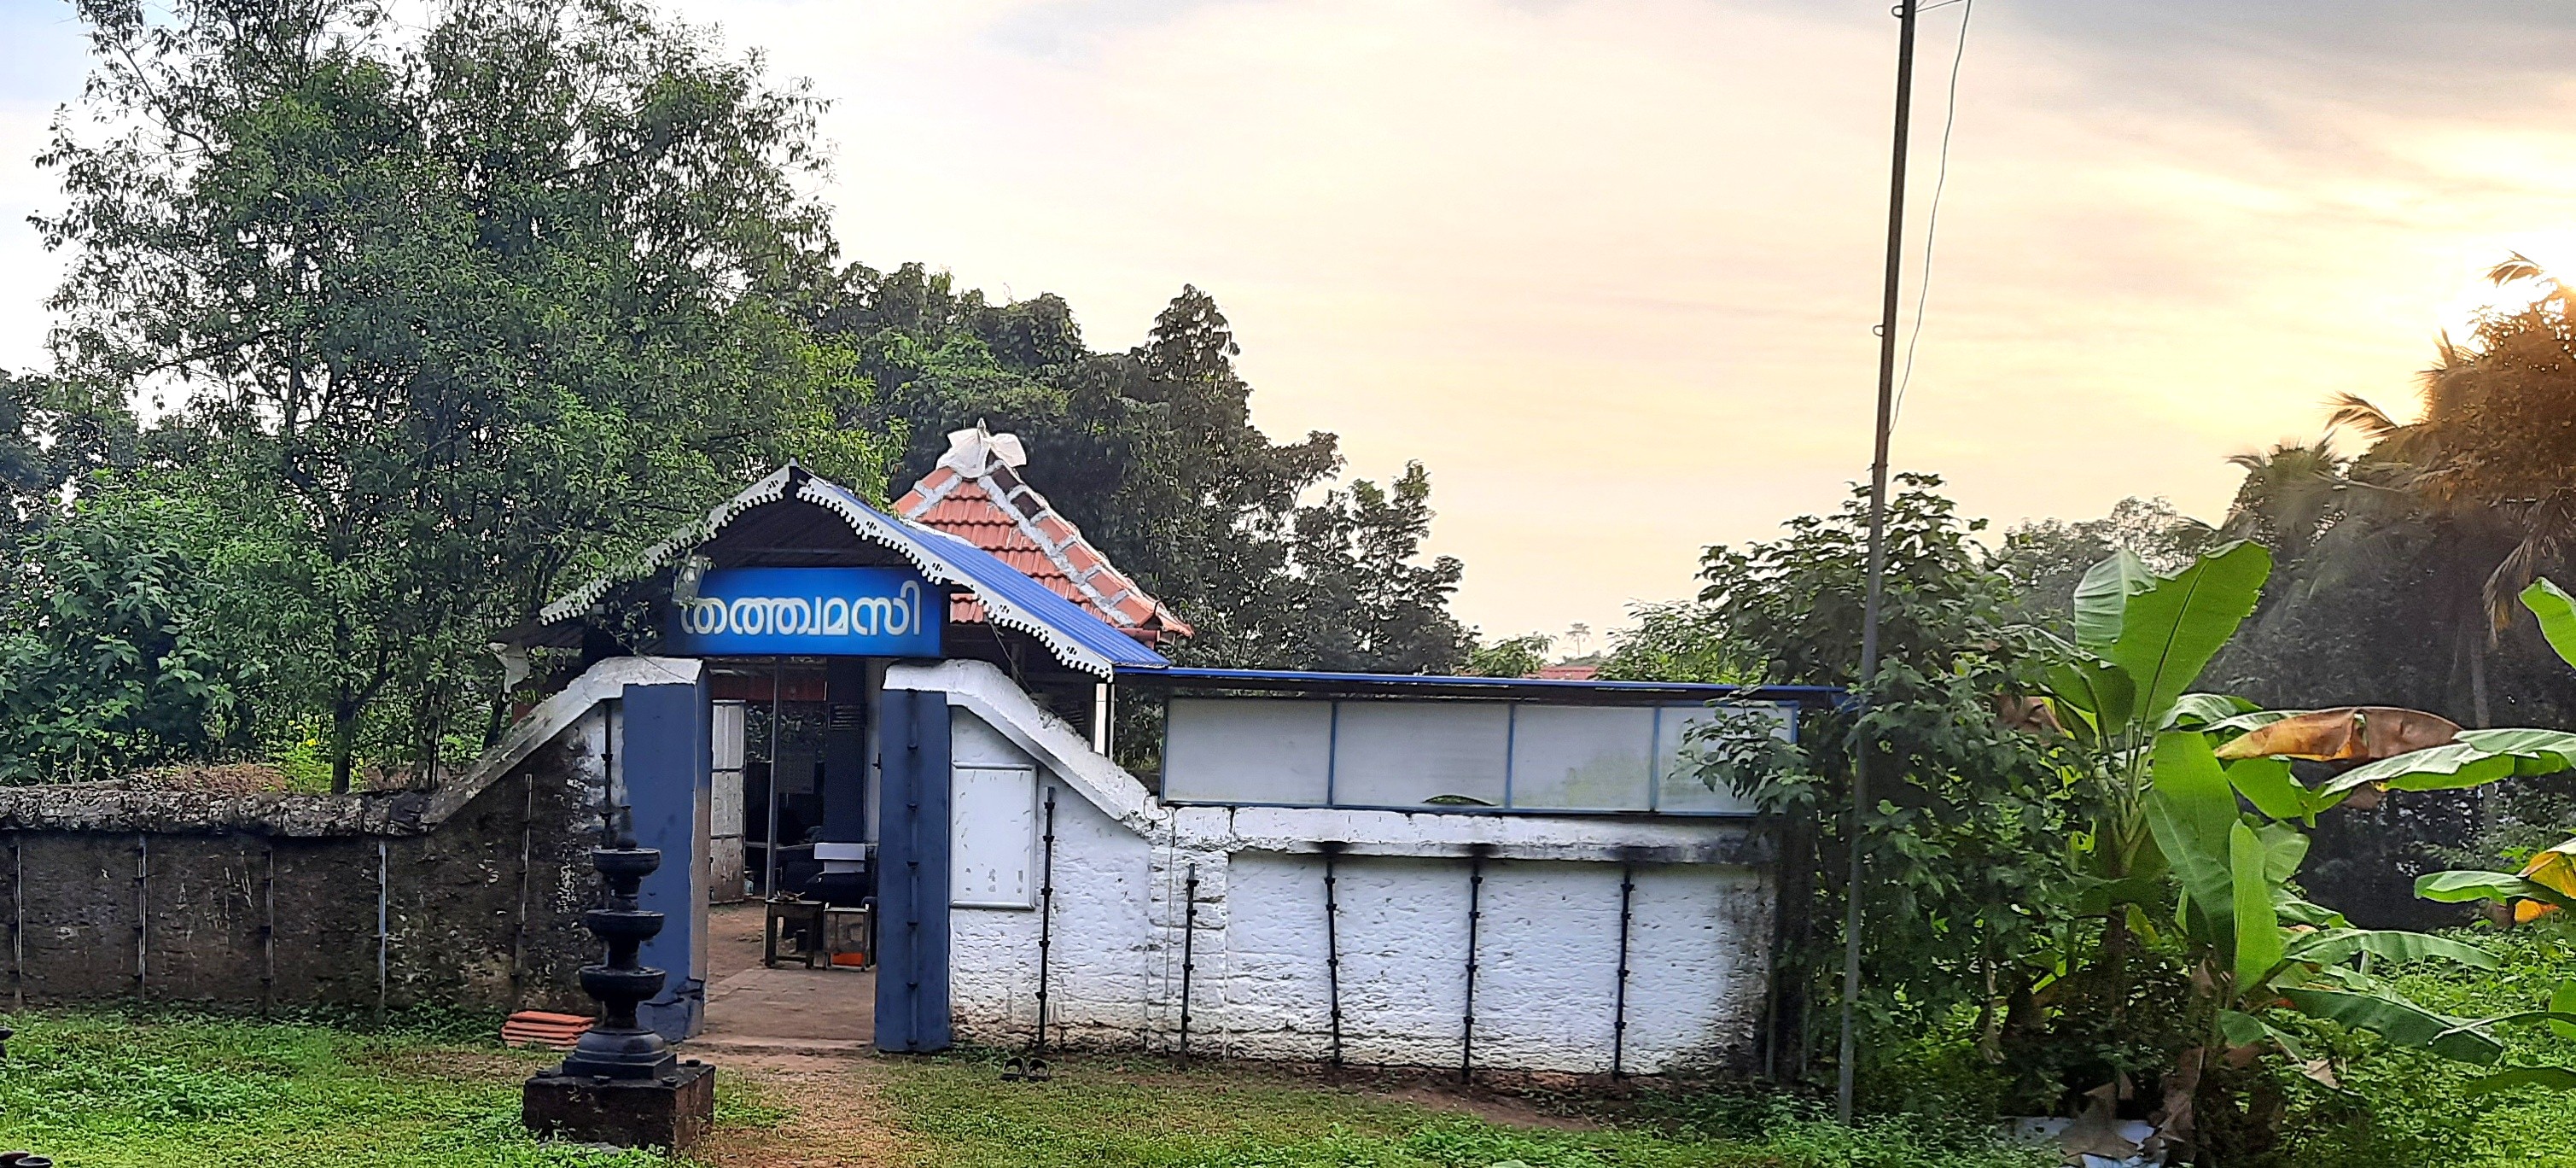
[898,428,1193,644]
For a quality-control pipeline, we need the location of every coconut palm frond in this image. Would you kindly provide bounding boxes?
[2491,251,2550,287]
[2326,392,2403,439]
[2484,489,2576,632]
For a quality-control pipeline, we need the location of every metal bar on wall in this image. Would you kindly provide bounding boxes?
[261,840,277,1018]
[9,832,20,1010]
[1612,864,1636,1077]
[1460,847,1486,1084]
[763,657,784,896]
[1321,843,1344,1069]
[1647,707,1664,813]
[1179,862,1199,1060]
[134,832,147,1002]
[1034,786,1058,1054]
[376,838,389,1021]
[1324,703,1341,807]
[512,770,533,1004]
[1501,704,1518,810]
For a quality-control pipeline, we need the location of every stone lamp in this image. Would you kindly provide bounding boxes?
[522,829,714,1148]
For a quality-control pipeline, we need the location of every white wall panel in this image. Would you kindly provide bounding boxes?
[953,765,1037,908]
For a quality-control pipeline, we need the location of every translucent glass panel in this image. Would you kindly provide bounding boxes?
[1508,705,1654,811]
[1163,698,1332,804]
[1331,702,1512,808]
[1160,696,1793,814]
[1654,704,1790,813]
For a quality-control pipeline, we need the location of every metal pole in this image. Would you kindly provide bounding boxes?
[376,838,390,1021]
[9,834,20,1010]
[134,833,147,1002]
[1844,0,1920,1127]
[261,840,277,1018]
[764,657,784,897]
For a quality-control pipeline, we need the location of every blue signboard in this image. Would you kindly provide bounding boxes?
[668,566,943,657]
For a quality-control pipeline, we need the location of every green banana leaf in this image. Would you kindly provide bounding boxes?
[2556,979,2576,1043]
[2416,870,2576,914]
[2166,692,2264,731]
[2278,986,2503,1065]
[2072,550,2159,657]
[2225,756,2316,822]
[2219,1009,2327,1071]
[2253,819,2309,887]
[2322,728,2576,802]
[2523,578,2576,673]
[2467,1066,2576,1095]
[2232,821,2283,988]
[2045,652,2135,741]
[2148,732,2245,946]
[2095,542,2271,727]
[2286,928,2498,970]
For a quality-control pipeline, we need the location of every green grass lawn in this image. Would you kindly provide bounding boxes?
[877,1051,2049,1168]
[0,1011,679,1168]
[23,985,2576,1167]
[0,1009,2060,1168]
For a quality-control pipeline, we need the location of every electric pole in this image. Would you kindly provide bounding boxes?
[1842,0,1920,1127]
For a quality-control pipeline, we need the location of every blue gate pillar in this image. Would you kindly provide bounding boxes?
[875,686,953,1052]
[621,669,711,1041]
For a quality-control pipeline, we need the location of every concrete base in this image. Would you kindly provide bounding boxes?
[522,1061,715,1150]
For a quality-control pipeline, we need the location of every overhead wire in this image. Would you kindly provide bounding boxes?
[1889,0,1973,427]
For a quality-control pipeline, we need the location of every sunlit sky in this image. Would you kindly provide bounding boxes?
[3,2,2575,644]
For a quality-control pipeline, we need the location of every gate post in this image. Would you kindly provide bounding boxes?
[621,668,711,1040]
[875,686,953,1052]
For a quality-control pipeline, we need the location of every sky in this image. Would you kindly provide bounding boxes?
[4,2,2576,646]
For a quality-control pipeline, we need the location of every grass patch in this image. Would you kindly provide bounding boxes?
[0,1010,670,1167]
[877,1049,2053,1168]
[2275,921,2576,1167]
[0,1008,2055,1167]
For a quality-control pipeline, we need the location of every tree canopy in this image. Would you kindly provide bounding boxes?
[0,0,1479,787]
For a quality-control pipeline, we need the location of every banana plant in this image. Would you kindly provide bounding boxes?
[2037,546,2515,1153]
[2148,729,2506,1081]
[2043,541,2271,896]
[2208,580,2576,821]
[2392,577,2576,1095]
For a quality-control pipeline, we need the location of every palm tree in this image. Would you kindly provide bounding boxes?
[2222,437,2348,562]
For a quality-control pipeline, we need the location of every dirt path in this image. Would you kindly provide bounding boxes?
[695,1053,906,1167]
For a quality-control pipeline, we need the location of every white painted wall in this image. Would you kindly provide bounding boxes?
[909,662,1775,1075]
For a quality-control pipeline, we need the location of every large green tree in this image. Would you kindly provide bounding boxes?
[36,0,892,788]
[819,271,1471,673]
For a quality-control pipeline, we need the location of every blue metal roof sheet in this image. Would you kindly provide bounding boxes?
[1113,664,1840,703]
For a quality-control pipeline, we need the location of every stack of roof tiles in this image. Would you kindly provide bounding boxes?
[894,426,1193,647]
[500,1010,594,1050]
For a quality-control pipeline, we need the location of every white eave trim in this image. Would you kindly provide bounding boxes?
[537,467,1122,679]
[793,478,1118,679]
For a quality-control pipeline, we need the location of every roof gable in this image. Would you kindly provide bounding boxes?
[895,426,1192,645]
[539,465,1169,678]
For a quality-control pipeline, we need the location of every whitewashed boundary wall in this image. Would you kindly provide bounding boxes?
[889,660,1776,1075]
